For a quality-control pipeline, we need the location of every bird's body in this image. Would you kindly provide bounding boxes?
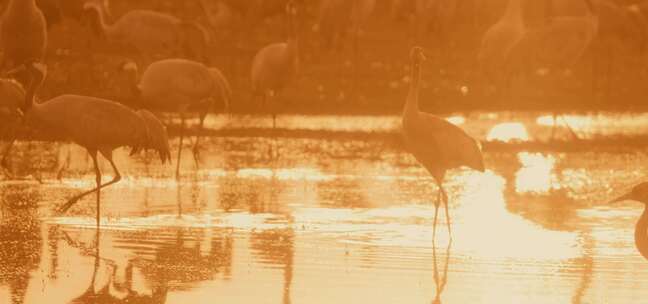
[610,182,648,260]
[251,1,298,130]
[402,47,484,239]
[138,59,222,110]
[635,207,648,260]
[0,0,47,90]
[528,2,598,71]
[83,3,207,63]
[0,78,24,114]
[0,0,47,70]
[129,58,230,178]
[25,95,169,161]
[16,63,170,224]
[252,42,298,96]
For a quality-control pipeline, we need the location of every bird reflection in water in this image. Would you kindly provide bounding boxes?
[251,228,294,304]
[64,228,169,304]
[431,240,451,304]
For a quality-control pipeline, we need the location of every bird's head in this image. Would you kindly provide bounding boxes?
[610,182,648,204]
[410,46,427,65]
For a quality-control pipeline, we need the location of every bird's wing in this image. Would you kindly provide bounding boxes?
[136,110,171,163]
[406,113,484,172]
[170,67,213,101]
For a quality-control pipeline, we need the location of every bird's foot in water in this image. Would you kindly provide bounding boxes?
[191,146,201,165]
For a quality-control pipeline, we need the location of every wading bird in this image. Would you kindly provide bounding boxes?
[16,63,171,226]
[0,0,47,87]
[402,47,485,239]
[478,0,525,98]
[508,0,598,139]
[82,2,209,64]
[251,0,298,129]
[610,182,648,260]
[122,58,231,179]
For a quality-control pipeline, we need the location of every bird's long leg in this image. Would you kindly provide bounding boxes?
[440,185,452,242]
[58,151,122,214]
[432,189,441,242]
[93,152,101,227]
[191,108,207,165]
[175,109,186,180]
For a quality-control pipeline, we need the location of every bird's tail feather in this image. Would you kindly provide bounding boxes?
[135,110,172,163]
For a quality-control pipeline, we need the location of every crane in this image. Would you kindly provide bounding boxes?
[0,0,47,88]
[478,0,525,99]
[402,47,485,239]
[123,58,231,179]
[15,62,170,226]
[82,2,209,64]
[610,182,648,260]
[251,0,298,130]
[508,0,598,139]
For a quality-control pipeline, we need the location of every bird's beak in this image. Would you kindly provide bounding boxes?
[610,192,634,204]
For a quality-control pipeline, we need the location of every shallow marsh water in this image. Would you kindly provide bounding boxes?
[0,112,647,303]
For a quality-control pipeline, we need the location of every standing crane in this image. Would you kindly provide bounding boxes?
[402,47,485,239]
[123,58,231,179]
[251,0,299,130]
[0,0,47,87]
[14,62,171,226]
[508,0,598,139]
[82,2,209,65]
[478,0,525,99]
[610,182,648,260]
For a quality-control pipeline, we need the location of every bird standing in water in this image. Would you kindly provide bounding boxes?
[610,182,648,260]
[16,63,171,226]
[402,46,485,240]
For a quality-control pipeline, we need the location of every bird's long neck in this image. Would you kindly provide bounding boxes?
[404,60,422,117]
[504,0,523,26]
[635,206,648,260]
[87,4,111,38]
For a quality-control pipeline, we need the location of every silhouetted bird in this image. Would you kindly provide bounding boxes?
[610,182,648,260]
[402,46,485,240]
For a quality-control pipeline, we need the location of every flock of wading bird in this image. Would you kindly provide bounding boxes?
[0,0,647,255]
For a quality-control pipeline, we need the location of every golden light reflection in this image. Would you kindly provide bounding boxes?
[486,122,529,142]
[454,170,579,260]
[515,152,557,194]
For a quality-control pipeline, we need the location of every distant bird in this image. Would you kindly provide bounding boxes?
[478,0,525,97]
[508,0,598,139]
[82,2,209,64]
[0,0,47,87]
[123,58,231,179]
[610,182,648,260]
[17,63,170,226]
[251,0,299,129]
[402,47,485,239]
